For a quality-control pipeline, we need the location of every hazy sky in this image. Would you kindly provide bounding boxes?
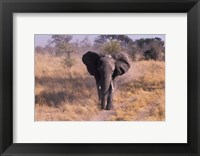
[35,34,165,47]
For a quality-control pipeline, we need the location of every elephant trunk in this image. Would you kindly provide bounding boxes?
[100,73,112,109]
[94,75,101,102]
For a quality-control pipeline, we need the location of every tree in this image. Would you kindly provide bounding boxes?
[44,40,54,55]
[94,35,108,49]
[143,44,164,61]
[132,38,165,61]
[80,36,92,53]
[35,46,44,54]
[51,35,73,55]
[94,35,133,54]
[117,35,133,50]
[126,44,138,61]
[51,35,75,75]
[103,40,121,54]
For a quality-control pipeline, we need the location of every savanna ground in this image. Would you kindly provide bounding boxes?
[35,53,165,121]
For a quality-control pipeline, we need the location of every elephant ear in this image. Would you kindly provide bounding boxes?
[82,51,100,76]
[112,53,130,79]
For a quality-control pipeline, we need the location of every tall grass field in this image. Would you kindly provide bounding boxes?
[35,53,165,121]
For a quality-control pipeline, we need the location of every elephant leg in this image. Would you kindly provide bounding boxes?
[106,81,116,110]
[106,88,114,110]
[101,94,107,110]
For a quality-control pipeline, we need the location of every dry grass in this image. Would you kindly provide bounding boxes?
[111,61,165,121]
[35,53,165,121]
[35,53,99,121]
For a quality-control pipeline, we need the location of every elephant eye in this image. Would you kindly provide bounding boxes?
[98,64,103,70]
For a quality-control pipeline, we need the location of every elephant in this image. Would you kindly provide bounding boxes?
[82,51,130,110]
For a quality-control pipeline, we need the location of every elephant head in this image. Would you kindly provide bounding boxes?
[82,51,130,110]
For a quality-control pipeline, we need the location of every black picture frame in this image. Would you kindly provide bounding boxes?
[0,0,200,155]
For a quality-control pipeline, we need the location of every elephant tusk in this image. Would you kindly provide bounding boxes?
[111,81,114,92]
[99,86,101,90]
[107,55,112,58]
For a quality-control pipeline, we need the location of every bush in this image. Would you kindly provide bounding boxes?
[101,40,121,54]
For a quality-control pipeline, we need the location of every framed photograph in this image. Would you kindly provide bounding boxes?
[0,0,200,155]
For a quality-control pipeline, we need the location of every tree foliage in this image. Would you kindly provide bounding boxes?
[80,36,92,53]
[51,35,73,55]
[94,35,133,54]
[51,35,75,70]
[103,40,121,54]
[128,38,165,61]
[40,35,165,62]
